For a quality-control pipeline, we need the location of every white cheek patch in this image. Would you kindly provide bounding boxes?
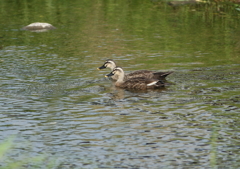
[147,81,157,86]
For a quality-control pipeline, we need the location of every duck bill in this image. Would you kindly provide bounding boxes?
[105,72,114,77]
[97,65,107,70]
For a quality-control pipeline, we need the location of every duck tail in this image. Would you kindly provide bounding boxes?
[153,71,174,79]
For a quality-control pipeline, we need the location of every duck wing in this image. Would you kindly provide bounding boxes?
[127,70,154,79]
[118,78,164,90]
[127,70,173,80]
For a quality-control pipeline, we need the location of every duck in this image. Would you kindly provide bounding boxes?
[98,59,173,81]
[105,67,165,90]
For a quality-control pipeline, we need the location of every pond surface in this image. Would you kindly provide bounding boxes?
[0,0,240,168]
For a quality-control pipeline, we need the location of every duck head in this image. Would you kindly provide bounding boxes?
[105,67,124,80]
[98,59,116,71]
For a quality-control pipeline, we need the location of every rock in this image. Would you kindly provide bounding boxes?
[22,22,56,32]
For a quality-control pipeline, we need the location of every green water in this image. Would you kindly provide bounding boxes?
[0,0,239,168]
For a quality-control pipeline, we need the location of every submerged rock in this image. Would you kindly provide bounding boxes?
[167,0,198,6]
[22,22,56,32]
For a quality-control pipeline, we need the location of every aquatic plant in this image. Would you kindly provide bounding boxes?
[0,137,56,169]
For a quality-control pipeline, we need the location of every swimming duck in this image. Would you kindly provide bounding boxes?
[98,59,173,81]
[105,67,165,90]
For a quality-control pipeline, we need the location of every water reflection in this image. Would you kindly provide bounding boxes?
[167,0,199,6]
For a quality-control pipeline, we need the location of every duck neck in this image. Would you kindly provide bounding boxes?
[116,71,125,83]
[109,64,116,71]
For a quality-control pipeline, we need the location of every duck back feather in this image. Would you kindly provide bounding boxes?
[127,70,173,80]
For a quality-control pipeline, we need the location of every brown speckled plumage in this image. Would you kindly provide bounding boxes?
[98,59,173,81]
[127,70,173,80]
[105,67,165,90]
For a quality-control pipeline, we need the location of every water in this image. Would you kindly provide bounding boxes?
[0,0,240,168]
